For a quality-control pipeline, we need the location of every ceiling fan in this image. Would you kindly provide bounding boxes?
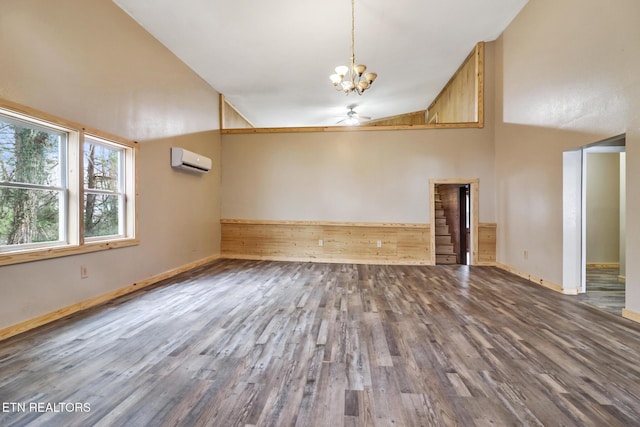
[337,105,371,125]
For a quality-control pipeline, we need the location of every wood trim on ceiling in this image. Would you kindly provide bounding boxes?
[221,121,483,134]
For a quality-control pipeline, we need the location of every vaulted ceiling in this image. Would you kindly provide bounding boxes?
[113,0,528,127]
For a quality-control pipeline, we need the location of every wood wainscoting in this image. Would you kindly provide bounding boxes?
[221,219,496,265]
[478,222,496,265]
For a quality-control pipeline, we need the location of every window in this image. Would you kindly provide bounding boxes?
[0,101,137,265]
[84,137,125,239]
[0,115,68,248]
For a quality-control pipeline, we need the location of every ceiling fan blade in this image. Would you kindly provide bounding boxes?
[335,105,369,124]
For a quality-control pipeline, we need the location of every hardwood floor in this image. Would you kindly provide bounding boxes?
[1,260,640,426]
[580,268,625,316]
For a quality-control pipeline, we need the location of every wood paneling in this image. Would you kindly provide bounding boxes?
[222,219,497,265]
[478,222,496,264]
[220,94,254,129]
[222,220,430,264]
[364,110,427,126]
[427,42,484,125]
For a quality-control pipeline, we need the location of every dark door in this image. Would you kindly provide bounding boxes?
[459,185,470,265]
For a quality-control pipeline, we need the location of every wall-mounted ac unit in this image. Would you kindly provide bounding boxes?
[171,147,212,173]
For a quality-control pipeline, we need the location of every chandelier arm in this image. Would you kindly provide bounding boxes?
[350,59,356,87]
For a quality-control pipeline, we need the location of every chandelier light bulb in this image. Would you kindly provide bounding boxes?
[341,80,355,91]
[335,65,349,77]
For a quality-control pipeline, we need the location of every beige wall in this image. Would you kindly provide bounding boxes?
[222,43,497,226]
[586,153,620,264]
[222,127,496,224]
[0,0,221,329]
[494,0,640,309]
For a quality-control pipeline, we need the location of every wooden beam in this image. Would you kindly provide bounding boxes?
[220,121,483,134]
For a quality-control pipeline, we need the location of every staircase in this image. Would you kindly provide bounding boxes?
[434,188,458,265]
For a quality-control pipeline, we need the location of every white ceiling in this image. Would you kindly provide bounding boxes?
[113,0,528,128]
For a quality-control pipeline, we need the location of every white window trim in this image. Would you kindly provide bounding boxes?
[83,135,128,242]
[0,99,138,266]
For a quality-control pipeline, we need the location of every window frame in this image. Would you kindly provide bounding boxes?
[82,135,128,242]
[0,99,138,266]
[0,110,70,250]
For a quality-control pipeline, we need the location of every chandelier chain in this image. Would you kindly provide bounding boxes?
[351,0,356,65]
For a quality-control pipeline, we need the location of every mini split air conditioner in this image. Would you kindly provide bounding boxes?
[171,147,212,173]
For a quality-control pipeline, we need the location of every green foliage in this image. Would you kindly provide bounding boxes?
[0,119,125,246]
[84,142,121,238]
[0,121,61,245]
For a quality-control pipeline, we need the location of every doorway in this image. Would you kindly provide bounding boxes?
[581,150,625,314]
[562,135,625,314]
[430,179,478,265]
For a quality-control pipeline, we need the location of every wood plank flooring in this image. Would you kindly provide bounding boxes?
[1,259,640,426]
[580,268,625,316]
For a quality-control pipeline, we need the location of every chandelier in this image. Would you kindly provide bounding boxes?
[330,0,377,95]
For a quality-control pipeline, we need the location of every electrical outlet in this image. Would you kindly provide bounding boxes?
[80,265,88,279]
[377,240,382,248]
[318,239,324,247]
[524,250,529,260]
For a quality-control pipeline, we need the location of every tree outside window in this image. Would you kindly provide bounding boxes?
[84,138,124,239]
[0,116,65,247]
[0,103,137,265]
